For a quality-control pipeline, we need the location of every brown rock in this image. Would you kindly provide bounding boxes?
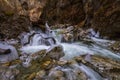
[91,0,120,39]
[0,0,22,15]
[27,72,36,80]
[0,0,120,39]
[0,16,30,39]
[29,7,42,22]
[75,55,120,79]
[41,0,85,25]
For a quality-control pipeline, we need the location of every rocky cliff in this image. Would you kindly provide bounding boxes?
[0,0,120,39]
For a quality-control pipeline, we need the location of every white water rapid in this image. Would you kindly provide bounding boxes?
[20,24,120,80]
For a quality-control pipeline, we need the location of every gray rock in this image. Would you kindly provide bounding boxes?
[0,42,18,63]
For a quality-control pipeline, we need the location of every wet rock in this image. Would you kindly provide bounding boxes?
[57,60,68,66]
[46,45,64,60]
[0,66,19,80]
[75,55,120,79]
[0,43,18,63]
[62,33,73,42]
[40,60,53,69]
[48,70,65,80]
[73,68,87,80]
[27,72,36,80]
[90,56,120,80]
[0,48,11,55]
[109,41,120,52]
[35,70,46,79]
[54,26,74,42]
[20,44,64,68]
[48,64,88,80]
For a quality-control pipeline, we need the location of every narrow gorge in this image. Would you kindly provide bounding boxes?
[0,0,120,80]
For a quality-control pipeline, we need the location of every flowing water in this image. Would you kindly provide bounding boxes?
[19,26,120,80]
[0,20,119,79]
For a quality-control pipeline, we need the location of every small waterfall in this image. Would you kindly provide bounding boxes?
[30,34,42,46]
[20,45,50,54]
[62,68,76,80]
[76,64,103,80]
[60,42,120,61]
[48,62,104,80]
[19,25,120,80]
[48,66,77,80]
[91,44,120,61]
[52,29,63,43]
[71,63,104,80]
[61,43,94,60]
[20,23,56,54]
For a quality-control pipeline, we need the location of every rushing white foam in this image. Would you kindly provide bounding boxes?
[20,45,50,54]
[30,34,42,46]
[60,42,120,61]
[19,28,120,79]
[61,43,94,60]
[91,44,120,60]
[79,64,103,80]
[91,37,112,43]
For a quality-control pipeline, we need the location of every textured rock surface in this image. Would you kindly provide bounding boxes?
[41,0,85,25]
[91,0,120,39]
[0,0,120,39]
[75,55,120,80]
[0,16,30,39]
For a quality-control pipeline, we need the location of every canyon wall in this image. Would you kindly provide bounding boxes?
[0,0,120,39]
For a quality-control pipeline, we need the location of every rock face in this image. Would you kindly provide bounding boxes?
[0,0,46,39]
[0,0,120,39]
[0,16,30,39]
[91,0,120,39]
[42,0,120,39]
[41,0,85,25]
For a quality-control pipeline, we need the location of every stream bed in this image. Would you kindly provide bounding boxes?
[0,25,120,80]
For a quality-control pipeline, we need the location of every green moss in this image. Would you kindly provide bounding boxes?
[4,11,14,16]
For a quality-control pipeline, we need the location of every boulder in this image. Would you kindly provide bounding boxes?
[0,42,18,63]
[46,45,64,60]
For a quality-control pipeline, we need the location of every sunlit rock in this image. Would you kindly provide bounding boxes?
[27,72,36,80]
[35,70,46,79]
[57,60,68,66]
[48,70,64,80]
[29,7,42,22]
